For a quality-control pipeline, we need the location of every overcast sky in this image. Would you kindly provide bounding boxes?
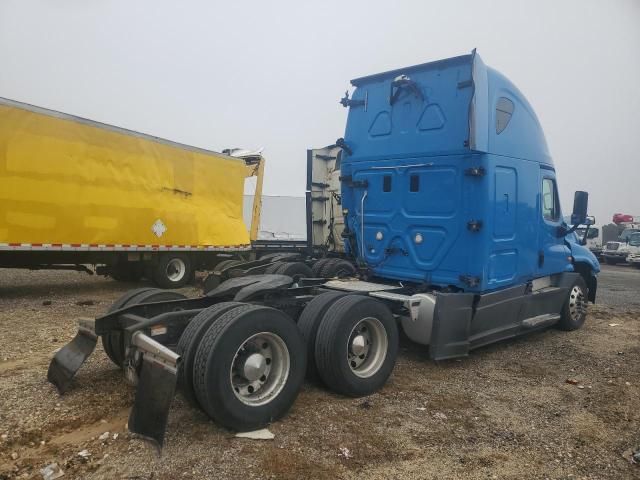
[1,0,638,226]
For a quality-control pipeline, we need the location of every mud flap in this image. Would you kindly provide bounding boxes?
[127,332,179,451]
[47,318,97,394]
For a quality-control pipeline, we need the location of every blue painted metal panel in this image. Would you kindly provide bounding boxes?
[340,51,587,293]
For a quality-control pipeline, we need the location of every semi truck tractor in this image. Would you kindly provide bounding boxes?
[0,98,266,288]
[48,51,600,449]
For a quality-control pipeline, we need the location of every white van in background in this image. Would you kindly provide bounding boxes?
[575,224,602,259]
[624,232,640,269]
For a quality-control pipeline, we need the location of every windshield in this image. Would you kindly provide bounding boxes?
[629,233,640,247]
[620,228,640,241]
[576,227,599,239]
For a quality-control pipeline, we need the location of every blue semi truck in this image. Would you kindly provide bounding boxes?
[49,51,600,448]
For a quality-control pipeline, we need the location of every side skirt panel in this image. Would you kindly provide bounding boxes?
[428,273,579,360]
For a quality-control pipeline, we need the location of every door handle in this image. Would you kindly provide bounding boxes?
[538,250,545,267]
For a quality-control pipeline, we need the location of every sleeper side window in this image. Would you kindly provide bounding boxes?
[409,174,419,192]
[542,178,559,222]
[496,97,514,134]
[383,175,392,192]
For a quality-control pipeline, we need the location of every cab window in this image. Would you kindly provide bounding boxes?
[542,178,559,221]
[496,97,514,134]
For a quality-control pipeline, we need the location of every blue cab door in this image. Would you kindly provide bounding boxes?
[538,168,571,276]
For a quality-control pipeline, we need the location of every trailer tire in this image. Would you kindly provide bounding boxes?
[297,291,348,380]
[275,262,313,283]
[193,304,306,431]
[265,261,284,274]
[319,258,356,278]
[203,260,242,293]
[103,288,187,367]
[311,258,332,277]
[176,302,244,405]
[152,253,192,288]
[557,276,588,331]
[315,295,398,397]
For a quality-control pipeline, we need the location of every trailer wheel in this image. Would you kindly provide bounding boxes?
[311,258,332,277]
[315,295,398,396]
[176,302,244,405]
[152,253,192,288]
[297,291,347,379]
[319,258,356,278]
[193,304,306,431]
[557,276,588,331]
[275,262,313,284]
[103,288,187,367]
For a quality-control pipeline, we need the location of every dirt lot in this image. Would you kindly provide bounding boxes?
[0,266,639,480]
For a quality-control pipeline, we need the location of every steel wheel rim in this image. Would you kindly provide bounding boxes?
[230,332,290,406]
[347,317,388,378]
[166,258,186,282]
[569,285,586,321]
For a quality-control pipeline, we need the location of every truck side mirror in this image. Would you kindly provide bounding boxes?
[570,191,588,225]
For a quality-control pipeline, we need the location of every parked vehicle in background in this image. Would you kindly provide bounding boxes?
[0,98,266,288]
[613,213,640,224]
[624,232,640,268]
[602,226,640,265]
[575,221,602,259]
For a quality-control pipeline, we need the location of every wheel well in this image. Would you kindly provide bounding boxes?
[573,262,597,303]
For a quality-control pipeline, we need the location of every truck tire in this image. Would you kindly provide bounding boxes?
[275,262,313,283]
[311,258,332,277]
[319,258,356,278]
[557,276,588,331]
[297,291,347,379]
[103,288,187,367]
[265,261,284,274]
[176,302,244,405]
[315,295,398,397]
[152,253,193,288]
[192,304,306,431]
[203,260,242,293]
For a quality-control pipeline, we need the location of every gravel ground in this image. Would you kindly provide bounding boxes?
[597,264,640,308]
[0,267,639,480]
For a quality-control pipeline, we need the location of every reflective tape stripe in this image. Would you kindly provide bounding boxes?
[0,243,251,252]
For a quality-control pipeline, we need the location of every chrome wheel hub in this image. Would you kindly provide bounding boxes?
[243,353,267,382]
[166,258,186,282]
[230,332,290,406]
[347,317,388,378]
[569,285,586,321]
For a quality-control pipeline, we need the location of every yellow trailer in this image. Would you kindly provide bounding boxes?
[0,97,264,287]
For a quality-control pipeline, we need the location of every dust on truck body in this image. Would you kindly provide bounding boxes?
[49,51,600,449]
[0,97,264,287]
